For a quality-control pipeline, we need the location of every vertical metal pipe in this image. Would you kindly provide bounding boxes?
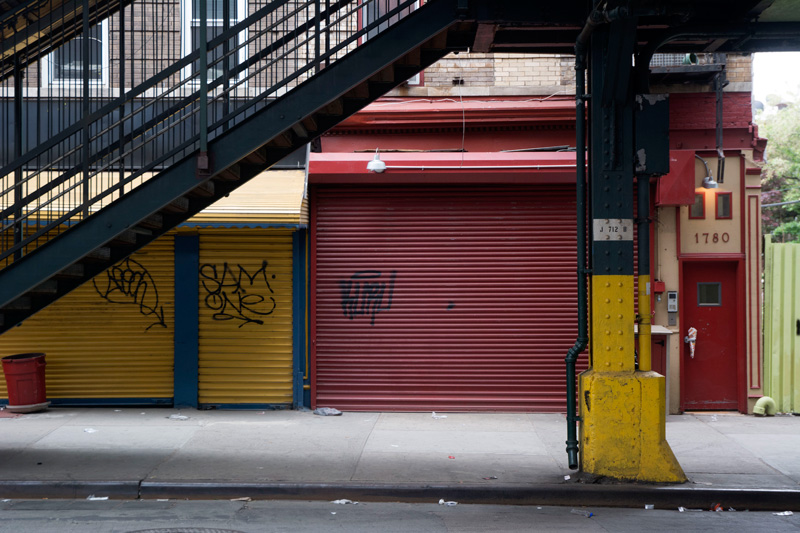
[199,0,209,153]
[314,0,321,74]
[119,3,126,196]
[637,177,651,371]
[13,56,23,260]
[565,60,588,471]
[82,0,90,218]
[223,0,230,131]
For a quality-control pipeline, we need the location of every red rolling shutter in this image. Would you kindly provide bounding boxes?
[311,185,586,411]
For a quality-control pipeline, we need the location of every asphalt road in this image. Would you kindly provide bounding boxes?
[0,499,798,533]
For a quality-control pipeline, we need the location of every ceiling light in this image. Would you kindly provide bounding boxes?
[366,149,386,173]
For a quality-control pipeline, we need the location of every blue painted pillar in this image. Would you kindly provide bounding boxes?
[174,234,200,408]
[292,230,308,409]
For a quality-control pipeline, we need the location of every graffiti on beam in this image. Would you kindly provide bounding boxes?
[93,258,167,331]
[339,270,396,326]
[200,261,277,327]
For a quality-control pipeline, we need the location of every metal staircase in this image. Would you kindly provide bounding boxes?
[0,0,477,333]
[1,0,794,334]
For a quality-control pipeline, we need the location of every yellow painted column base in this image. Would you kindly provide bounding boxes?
[579,369,687,483]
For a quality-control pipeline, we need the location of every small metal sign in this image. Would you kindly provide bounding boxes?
[593,219,634,241]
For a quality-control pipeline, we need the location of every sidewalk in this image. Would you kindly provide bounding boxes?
[0,407,798,509]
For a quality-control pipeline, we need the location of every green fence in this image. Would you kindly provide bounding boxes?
[763,235,800,414]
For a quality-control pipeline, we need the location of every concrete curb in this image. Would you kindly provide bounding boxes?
[138,482,800,511]
[2,480,799,511]
[0,481,140,500]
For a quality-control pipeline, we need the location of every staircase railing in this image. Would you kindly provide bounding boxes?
[0,0,420,268]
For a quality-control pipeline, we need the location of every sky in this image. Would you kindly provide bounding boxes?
[752,52,800,104]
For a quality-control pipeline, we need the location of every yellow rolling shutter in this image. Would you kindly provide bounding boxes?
[198,230,293,404]
[0,236,175,400]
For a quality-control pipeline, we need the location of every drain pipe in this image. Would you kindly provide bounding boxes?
[565,10,597,469]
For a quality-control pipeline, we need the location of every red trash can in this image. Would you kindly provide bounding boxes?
[2,353,49,413]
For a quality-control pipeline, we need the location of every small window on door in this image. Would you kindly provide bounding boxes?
[716,192,732,219]
[689,192,705,219]
[697,282,721,306]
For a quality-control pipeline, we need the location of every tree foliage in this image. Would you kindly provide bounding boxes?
[757,97,800,241]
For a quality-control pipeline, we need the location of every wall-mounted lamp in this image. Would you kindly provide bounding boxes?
[366,149,386,173]
[695,154,718,189]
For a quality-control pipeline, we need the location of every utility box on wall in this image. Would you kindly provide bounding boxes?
[656,150,696,206]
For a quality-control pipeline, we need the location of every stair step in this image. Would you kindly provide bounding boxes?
[303,117,319,134]
[319,99,344,117]
[189,180,215,198]
[291,122,309,139]
[137,213,164,230]
[268,132,294,148]
[244,148,268,165]
[216,164,241,182]
[109,230,138,246]
[161,196,190,214]
[371,65,395,83]
[56,264,84,278]
[5,296,31,311]
[345,84,371,99]
[29,280,58,295]
[84,247,112,262]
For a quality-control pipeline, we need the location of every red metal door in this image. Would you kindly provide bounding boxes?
[682,261,739,410]
[311,185,584,412]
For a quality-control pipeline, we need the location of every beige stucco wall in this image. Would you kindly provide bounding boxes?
[655,153,762,414]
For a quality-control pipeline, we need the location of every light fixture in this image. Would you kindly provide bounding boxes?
[695,154,718,189]
[366,149,386,173]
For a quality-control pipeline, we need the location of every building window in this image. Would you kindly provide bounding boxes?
[689,192,705,219]
[362,0,422,86]
[716,192,732,219]
[182,0,247,82]
[43,21,109,86]
[697,282,721,306]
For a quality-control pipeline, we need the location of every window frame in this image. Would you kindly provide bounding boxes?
[697,282,722,307]
[41,19,109,87]
[715,191,733,220]
[181,0,249,84]
[689,191,705,220]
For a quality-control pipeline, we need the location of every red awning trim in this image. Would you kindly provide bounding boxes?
[309,152,579,184]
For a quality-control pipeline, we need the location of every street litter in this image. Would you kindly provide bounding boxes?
[167,414,189,420]
[728,508,737,512]
[86,495,108,501]
[230,497,252,502]
[678,507,702,512]
[2,499,11,502]
[571,509,593,518]
[83,428,97,433]
[314,407,342,416]
[331,512,336,515]
[432,412,447,419]
[482,476,498,480]
[564,475,571,481]
[711,503,723,512]
[331,499,358,505]
[448,456,455,459]
[157,499,169,502]
[439,499,458,506]
[774,511,794,516]
[645,504,654,510]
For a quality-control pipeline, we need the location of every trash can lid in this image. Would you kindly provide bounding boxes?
[2,352,45,362]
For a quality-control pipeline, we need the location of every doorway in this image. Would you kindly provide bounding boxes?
[681,261,741,410]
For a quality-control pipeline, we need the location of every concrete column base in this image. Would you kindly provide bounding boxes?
[579,369,687,483]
